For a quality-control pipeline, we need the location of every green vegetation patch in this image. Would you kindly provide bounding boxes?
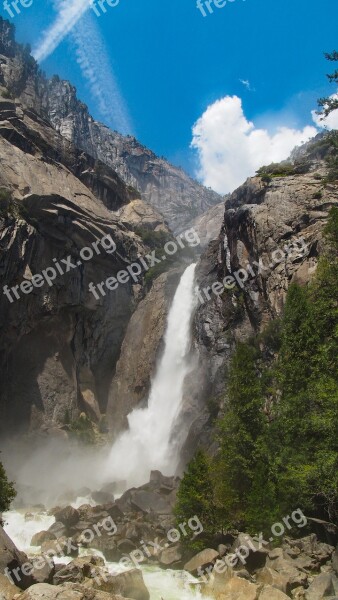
[176,207,338,543]
[257,160,311,180]
[0,455,16,514]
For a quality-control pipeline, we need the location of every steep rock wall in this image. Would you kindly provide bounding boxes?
[180,139,338,462]
[0,96,147,434]
[0,17,221,234]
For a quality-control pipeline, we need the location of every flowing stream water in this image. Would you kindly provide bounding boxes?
[4,504,211,600]
[104,263,198,488]
[3,264,212,599]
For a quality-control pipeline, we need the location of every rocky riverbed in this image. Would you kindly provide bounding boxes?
[1,471,338,600]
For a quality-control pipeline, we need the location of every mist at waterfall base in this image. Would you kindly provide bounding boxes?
[1,263,197,507]
[104,262,197,488]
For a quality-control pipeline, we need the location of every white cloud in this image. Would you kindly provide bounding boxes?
[311,93,338,130]
[239,79,255,92]
[191,96,318,194]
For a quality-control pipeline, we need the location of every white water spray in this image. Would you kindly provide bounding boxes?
[105,263,197,488]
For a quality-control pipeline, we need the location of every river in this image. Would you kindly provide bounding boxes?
[3,507,211,600]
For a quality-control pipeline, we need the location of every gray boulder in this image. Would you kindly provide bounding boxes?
[53,556,104,586]
[91,492,114,505]
[31,556,55,584]
[259,584,291,599]
[256,566,290,594]
[90,535,120,562]
[16,582,129,599]
[130,491,172,515]
[266,554,308,589]
[159,545,183,567]
[207,575,258,600]
[53,507,80,528]
[0,525,32,590]
[305,572,337,600]
[231,533,269,572]
[94,568,150,600]
[41,536,78,558]
[332,545,338,575]
[184,548,219,575]
[0,573,21,599]
[47,522,67,539]
[117,539,137,554]
[31,531,56,547]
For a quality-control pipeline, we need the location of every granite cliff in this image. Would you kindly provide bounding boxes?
[0,17,221,234]
[0,91,148,434]
[1,17,337,473]
[180,135,338,462]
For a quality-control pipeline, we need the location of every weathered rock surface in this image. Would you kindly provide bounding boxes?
[304,572,338,600]
[159,544,183,567]
[107,269,183,434]
[201,533,338,600]
[0,573,21,599]
[53,556,104,586]
[184,548,219,575]
[333,546,338,575]
[181,135,338,461]
[0,92,147,433]
[92,569,149,600]
[116,200,169,234]
[191,202,226,247]
[31,556,55,585]
[206,575,258,600]
[31,531,56,547]
[0,18,221,234]
[256,566,290,594]
[53,507,80,529]
[259,585,290,600]
[16,582,129,600]
[0,526,32,589]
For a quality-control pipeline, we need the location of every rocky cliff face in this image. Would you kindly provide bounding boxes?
[0,90,151,434]
[43,83,222,234]
[0,17,221,234]
[0,17,207,438]
[107,268,183,435]
[190,201,226,246]
[181,136,338,461]
[2,16,337,477]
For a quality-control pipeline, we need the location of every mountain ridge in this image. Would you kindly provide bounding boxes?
[0,17,222,233]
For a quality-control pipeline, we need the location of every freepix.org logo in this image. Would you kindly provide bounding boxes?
[2,0,121,19]
[196,0,236,18]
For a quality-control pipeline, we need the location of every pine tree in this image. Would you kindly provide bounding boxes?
[174,450,217,548]
[318,51,338,118]
[0,458,16,515]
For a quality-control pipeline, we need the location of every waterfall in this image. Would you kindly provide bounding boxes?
[105,263,197,488]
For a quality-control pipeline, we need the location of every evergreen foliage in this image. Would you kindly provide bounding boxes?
[174,450,218,548]
[0,457,16,514]
[176,208,338,542]
[318,51,338,118]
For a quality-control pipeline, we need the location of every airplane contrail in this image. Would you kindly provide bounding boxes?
[71,12,133,135]
[32,0,92,63]
[32,0,133,135]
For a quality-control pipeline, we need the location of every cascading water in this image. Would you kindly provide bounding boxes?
[3,263,212,600]
[3,510,55,553]
[105,263,197,488]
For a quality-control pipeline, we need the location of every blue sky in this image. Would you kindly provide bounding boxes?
[2,0,338,191]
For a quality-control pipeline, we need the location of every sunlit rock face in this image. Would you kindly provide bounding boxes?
[0,92,148,434]
[181,137,338,462]
[0,17,221,235]
[42,78,221,234]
